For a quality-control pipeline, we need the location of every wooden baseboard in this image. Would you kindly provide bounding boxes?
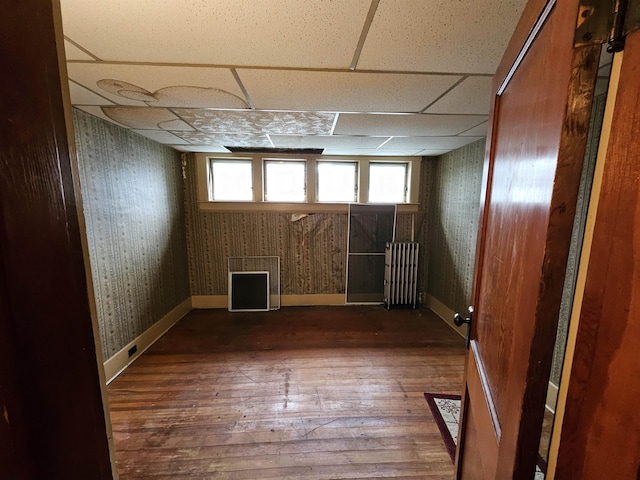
[103,297,192,384]
[546,381,559,413]
[425,294,466,338]
[191,294,346,309]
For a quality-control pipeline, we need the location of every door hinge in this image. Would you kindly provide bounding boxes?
[575,0,640,52]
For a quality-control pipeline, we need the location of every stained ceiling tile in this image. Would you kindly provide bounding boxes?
[334,114,488,136]
[67,64,247,108]
[102,107,194,131]
[357,0,528,73]
[60,0,370,68]
[270,135,388,149]
[238,70,461,112]
[173,110,336,135]
[75,105,128,128]
[172,132,273,148]
[69,81,114,106]
[425,76,494,115]
[381,136,484,150]
[132,130,189,145]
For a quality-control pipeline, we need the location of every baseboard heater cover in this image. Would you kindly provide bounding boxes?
[228,271,270,312]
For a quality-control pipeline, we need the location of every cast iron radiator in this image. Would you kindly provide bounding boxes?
[384,242,419,309]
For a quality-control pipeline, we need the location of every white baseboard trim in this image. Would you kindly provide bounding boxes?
[546,381,559,413]
[103,297,192,384]
[425,293,466,339]
[191,294,346,309]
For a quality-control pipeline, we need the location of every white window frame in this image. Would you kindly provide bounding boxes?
[207,158,254,202]
[316,160,359,203]
[196,153,421,213]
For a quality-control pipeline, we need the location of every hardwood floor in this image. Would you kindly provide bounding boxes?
[108,306,466,479]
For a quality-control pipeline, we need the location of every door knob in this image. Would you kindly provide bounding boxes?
[454,306,473,349]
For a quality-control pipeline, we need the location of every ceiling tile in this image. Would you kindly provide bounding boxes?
[102,107,194,131]
[459,121,489,136]
[270,135,388,149]
[132,130,189,145]
[381,136,484,151]
[357,0,528,73]
[172,132,273,148]
[171,145,231,153]
[238,70,461,112]
[74,105,128,128]
[69,81,114,106]
[425,76,493,115]
[60,0,370,68]
[67,63,247,108]
[64,39,96,60]
[321,148,424,156]
[334,113,488,136]
[173,110,336,135]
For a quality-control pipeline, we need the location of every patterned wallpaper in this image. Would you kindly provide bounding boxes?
[425,139,485,315]
[183,156,414,296]
[74,109,190,361]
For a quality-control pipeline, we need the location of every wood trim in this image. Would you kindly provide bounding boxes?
[424,294,466,338]
[546,49,623,480]
[103,297,192,384]
[192,294,346,308]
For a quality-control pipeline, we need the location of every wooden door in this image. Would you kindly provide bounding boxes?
[455,0,601,477]
[552,28,640,479]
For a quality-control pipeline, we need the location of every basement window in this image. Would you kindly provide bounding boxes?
[208,159,253,201]
[368,162,409,203]
[264,159,306,202]
[317,161,357,203]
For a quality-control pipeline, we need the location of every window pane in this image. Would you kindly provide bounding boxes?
[317,162,357,202]
[264,160,306,202]
[210,160,252,201]
[368,163,407,203]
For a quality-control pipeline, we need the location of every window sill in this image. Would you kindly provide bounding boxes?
[197,202,420,214]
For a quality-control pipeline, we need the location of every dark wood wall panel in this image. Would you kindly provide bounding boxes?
[0,1,112,478]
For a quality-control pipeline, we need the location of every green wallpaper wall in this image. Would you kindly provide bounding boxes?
[425,139,485,315]
[183,155,415,296]
[74,109,190,361]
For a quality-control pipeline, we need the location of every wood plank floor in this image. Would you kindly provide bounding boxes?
[108,306,466,479]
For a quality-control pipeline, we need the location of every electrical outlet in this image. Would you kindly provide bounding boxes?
[128,345,138,357]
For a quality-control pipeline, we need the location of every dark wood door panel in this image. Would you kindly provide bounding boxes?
[555,30,640,480]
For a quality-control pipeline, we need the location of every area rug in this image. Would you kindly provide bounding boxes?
[424,393,546,478]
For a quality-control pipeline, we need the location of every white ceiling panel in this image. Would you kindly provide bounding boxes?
[67,64,247,108]
[381,136,484,150]
[357,0,527,74]
[321,148,424,156]
[270,135,389,149]
[425,76,493,114]
[171,145,231,153]
[74,106,128,128]
[460,121,489,137]
[102,107,194,131]
[173,110,336,135]
[334,114,488,136]
[132,130,189,145]
[69,81,114,106]
[238,70,461,112]
[172,132,273,148]
[64,39,96,61]
[60,0,370,68]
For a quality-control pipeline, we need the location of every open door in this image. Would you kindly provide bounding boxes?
[454,0,602,477]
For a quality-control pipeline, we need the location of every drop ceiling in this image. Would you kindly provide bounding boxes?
[60,0,528,156]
